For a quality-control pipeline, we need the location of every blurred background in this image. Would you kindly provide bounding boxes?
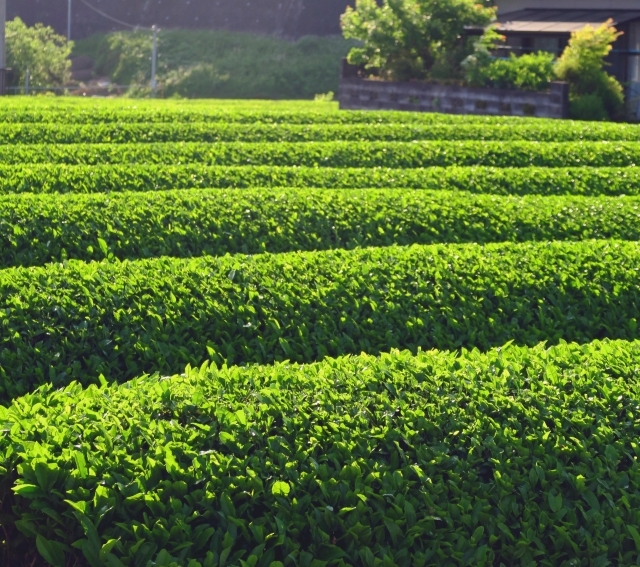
[12,0,352,39]
[6,0,355,98]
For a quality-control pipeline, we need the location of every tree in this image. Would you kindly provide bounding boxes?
[341,0,496,82]
[555,20,624,120]
[6,18,73,88]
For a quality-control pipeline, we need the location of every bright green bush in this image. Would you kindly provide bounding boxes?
[4,120,640,144]
[463,26,556,92]
[470,52,556,91]
[2,240,640,401]
[555,21,625,120]
[0,106,570,125]
[3,141,640,167]
[3,189,640,269]
[4,339,640,566]
[1,164,639,196]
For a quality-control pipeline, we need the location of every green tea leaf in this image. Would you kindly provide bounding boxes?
[272,481,291,497]
[36,534,66,567]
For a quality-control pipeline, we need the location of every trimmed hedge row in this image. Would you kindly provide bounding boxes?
[3,188,640,268]
[3,141,640,167]
[2,164,640,196]
[0,107,566,125]
[1,239,640,402]
[3,339,640,567]
[3,122,640,144]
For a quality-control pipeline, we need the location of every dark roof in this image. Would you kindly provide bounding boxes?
[496,9,640,33]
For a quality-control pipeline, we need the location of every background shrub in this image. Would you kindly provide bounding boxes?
[555,20,624,120]
[341,0,495,81]
[570,94,609,121]
[465,51,555,91]
[6,18,72,88]
[73,30,354,99]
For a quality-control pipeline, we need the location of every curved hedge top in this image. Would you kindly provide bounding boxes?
[0,107,599,125]
[1,165,640,196]
[3,339,640,566]
[1,239,640,402]
[1,122,639,144]
[1,188,640,269]
[2,141,640,167]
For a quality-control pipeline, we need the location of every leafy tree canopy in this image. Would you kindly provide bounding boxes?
[6,18,73,88]
[341,0,496,81]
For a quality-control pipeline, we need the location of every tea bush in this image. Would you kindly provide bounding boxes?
[0,106,553,125]
[3,98,640,567]
[1,240,640,401]
[2,189,640,268]
[1,164,639,196]
[3,340,640,566]
[3,121,640,144]
[3,141,640,167]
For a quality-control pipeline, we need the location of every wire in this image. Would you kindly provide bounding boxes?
[76,0,152,31]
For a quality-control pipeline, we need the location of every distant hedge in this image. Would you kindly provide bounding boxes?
[3,141,640,167]
[1,164,639,196]
[3,122,640,144]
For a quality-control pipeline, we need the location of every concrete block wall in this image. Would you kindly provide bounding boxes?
[339,62,570,119]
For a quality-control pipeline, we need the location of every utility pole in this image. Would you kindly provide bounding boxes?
[0,0,6,96]
[25,69,29,95]
[68,0,72,41]
[150,25,158,97]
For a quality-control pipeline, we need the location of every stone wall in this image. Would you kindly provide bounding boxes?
[9,0,353,40]
[339,62,570,119]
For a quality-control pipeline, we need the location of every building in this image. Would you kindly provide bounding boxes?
[494,0,640,112]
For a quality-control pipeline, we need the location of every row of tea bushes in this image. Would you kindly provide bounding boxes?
[1,165,639,196]
[3,141,640,167]
[2,340,640,566]
[1,239,640,402]
[0,106,585,125]
[4,122,640,144]
[2,188,640,268]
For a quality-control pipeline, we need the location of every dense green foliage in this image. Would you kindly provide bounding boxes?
[463,29,556,93]
[5,121,640,144]
[6,18,73,88]
[3,141,640,167]
[4,98,640,567]
[555,21,624,121]
[341,1,622,124]
[72,30,353,99]
[341,0,495,81]
[466,52,556,92]
[2,189,640,268]
[0,105,595,125]
[2,239,640,402]
[2,164,639,196]
[4,339,640,566]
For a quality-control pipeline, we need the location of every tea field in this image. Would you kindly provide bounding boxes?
[2,98,640,567]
